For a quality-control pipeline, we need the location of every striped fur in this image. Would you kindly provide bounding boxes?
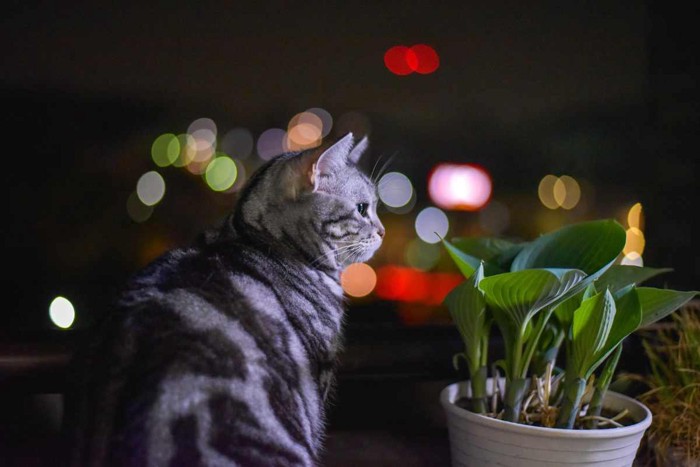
[68,133,384,466]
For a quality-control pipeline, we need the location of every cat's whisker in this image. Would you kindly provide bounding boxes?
[372,151,398,184]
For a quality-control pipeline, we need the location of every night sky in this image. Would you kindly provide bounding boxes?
[1,1,697,331]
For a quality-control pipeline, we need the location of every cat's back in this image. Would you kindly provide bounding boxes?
[70,242,334,467]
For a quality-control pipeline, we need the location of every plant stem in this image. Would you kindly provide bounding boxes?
[555,377,587,428]
[503,377,530,422]
[470,366,488,413]
[586,343,623,428]
[520,308,555,379]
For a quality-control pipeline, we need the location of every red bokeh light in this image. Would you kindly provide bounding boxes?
[410,44,440,74]
[384,44,439,75]
[375,265,462,305]
[384,46,414,76]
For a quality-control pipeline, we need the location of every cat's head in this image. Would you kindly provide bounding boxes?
[233,133,384,271]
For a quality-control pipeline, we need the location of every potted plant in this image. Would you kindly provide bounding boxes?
[439,219,698,466]
[628,304,700,466]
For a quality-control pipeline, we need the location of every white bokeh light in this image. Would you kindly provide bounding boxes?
[136,171,166,206]
[49,296,75,329]
[428,163,492,211]
[378,172,414,208]
[415,207,449,244]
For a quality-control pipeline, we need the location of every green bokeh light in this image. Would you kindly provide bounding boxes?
[151,133,180,167]
[205,155,238,192]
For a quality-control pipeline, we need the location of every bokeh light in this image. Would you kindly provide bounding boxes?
[256,128,287,160]
[627,202,644,230]
[224,159,247,192]
[410,44,440,74]
[538,175,559,209]
[415,207,449,244]
[384,45,415,76]
[405,238,441,270]
[126,192,154,223]
[287,111,323,151]
[621,252,644,267]
[624,226,645,256]
[221,128,254,159]
[384,44,439,75]
[428,163,492,211]
[151,133,180,167]
[187,117,217,147]
[539,174,581,210]
[205,155,238,192]
[136,171,166,206]
[378,172,414,208]
[341,262,377,297]
[49,296,75,329]
[306,107,333,137]
[174,133,197,167]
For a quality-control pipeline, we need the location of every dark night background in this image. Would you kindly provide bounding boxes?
[0,1,697,466]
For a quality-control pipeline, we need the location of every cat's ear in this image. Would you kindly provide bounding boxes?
[309,132,355,191]
[347,135,368,165]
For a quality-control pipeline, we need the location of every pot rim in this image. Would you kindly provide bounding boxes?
[441,381,652,439]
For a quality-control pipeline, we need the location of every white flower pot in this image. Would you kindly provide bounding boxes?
[440,380,652,467]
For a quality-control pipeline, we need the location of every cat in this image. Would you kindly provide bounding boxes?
[66,133,385,467]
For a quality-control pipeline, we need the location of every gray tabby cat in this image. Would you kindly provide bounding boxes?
[67,133,384,466]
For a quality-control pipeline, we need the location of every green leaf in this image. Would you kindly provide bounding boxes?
[451,237,519,262]
[587,287,642,374]
[511,219,626,275]
[479,269,570,332]
[596,265,673,293]
[441,237,477,278]
[637,287,699,328]
[571,290,616,378]
[444,264,487,369]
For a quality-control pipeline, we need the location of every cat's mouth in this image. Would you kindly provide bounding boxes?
[336,237,382,265]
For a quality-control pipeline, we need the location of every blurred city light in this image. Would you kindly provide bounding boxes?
[384,44,439,75]
[221,127,254,159]
[287,111,323,151]
[415,207,449,244]
[624,226,645,256]
[375,265,462,305]
[378,172,414,208]
[205,155,238,192]
[136,171,166,206]
[306,107,333,137]
[256,128,287,160]
[428,163,492,211]
[126,192,153,223]
[187,117,217,148]
[49,296,75,329]
[627,202,644,230]
[151,133,180,167]
[410,44,440,74]
[539,174,581,210]
[174,133,197,167]
[341,262,377,297]
[621,252,644,267]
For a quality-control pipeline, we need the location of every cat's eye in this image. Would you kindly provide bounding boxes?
[356,203,368,216]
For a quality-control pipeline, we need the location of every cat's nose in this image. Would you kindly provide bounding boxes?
[377,226,385,238]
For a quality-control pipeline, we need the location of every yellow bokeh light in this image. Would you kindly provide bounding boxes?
[151,133,180,167]
[126,192,153,223]
[341,262,377,298]
[173,134,197,167]
[205,156,238,192]
[287,112,323,151]
[553,178,567,207]
[624,227,645,256]
[538,175,559,209]
[627,202,643,229]
[559,175,581,210]
[621,252,644,267]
